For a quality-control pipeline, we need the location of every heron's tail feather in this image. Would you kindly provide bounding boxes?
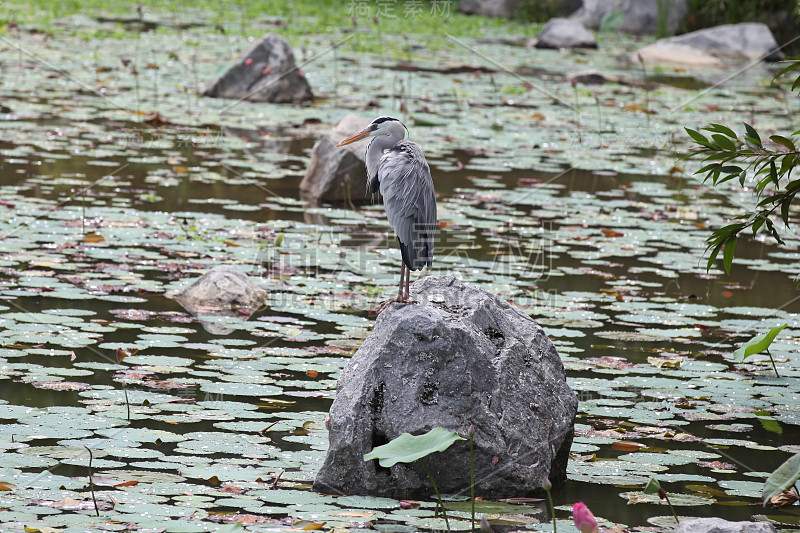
[398,224,434,271]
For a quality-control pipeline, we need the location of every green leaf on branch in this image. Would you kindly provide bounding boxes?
[770,160,779,188]
[773,60,800,81]
[732,324,787,363]
[752,216,765,235]
[712,134,737,152]
[780,153,796,176]
[705,123,737,138]
[770,135,796,151]
[363,427,465,467]
[743,122,762,146]
[781,196,792,226]
[722,236,737,274]
[686,128,712,147]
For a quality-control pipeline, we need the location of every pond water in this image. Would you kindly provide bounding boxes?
[1,10,800,533]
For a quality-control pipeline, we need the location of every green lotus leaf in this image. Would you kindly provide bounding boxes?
[733,324,787,362]
[363,427,465,467]
[763,452,800,505]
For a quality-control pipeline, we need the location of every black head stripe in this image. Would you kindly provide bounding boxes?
[372,116,398,125]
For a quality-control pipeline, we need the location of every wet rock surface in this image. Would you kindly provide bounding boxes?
[634,23,783,66]
[314,275,578,498]
[300,114,371,205]
[572,0,687,35]
[201,33,312,104]
[675,518,776,533]
[530,18,596,49]
[166,265,266,334]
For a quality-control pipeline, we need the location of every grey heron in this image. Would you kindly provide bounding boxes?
[336,116,436,314]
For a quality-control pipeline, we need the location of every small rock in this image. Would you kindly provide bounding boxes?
[201,34,312,104]
[634,23,783,67]
[675,518,776,533]
[572,0,687,35]
[313,275,578,498]
[300,114,371,205]
[530,18,596,49]
[166,265,266,335]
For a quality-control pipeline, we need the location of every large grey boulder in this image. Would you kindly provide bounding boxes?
[201,34,312,104]
[166,265,266,334]
[675,518,776,533]
[634,23,783,66]
[572,0,687,35]
[300,114,371,205]
[530,18,596,49]
[313,275,578,498]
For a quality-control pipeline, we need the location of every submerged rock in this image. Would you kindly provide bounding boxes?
[530,18,596,49]
[634,23,783,66]
[675,518,776,533]
[313,276,578,498]
[166,265,266,335]
[572,0,687,35]
[300,114,371,205]
[201,34,312,104]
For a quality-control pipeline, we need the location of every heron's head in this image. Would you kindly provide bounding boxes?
[335,116,406,147]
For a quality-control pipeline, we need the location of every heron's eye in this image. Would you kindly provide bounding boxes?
[371,124,378,131]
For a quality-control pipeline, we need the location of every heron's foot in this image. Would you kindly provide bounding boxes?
[370,297,414,317]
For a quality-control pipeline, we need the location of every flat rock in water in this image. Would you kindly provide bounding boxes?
[313,275,578,498]
[675,518,776,533]
[300,114,371,205]
[166,265,266,334]
[201,34,312,104]
[634,23,783,66]
[530,18,596,49]
[572,0,687,35]
[635,43,723,68]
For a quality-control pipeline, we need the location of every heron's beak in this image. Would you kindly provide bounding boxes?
[336,128,372,147]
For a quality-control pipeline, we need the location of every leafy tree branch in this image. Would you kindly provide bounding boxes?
[685,58,800,273]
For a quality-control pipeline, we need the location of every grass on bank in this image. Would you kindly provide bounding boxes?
[0,0,542,42]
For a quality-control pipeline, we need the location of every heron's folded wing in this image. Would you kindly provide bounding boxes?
[378,141,437,269]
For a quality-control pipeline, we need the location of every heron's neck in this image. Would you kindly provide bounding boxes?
[366,129,404,179]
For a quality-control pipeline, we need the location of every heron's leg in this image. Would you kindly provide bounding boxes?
[373,262,406,316]
[404,265,411,301]
[397,263,406,300]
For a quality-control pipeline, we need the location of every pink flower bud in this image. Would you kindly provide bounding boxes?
[573,502,598,533]
[542,476,552,492]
